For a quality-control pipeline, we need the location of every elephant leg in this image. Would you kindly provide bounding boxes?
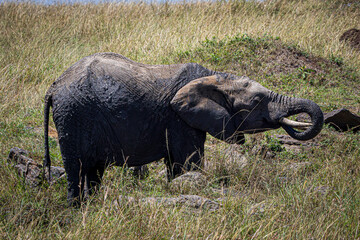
[86,164,105,196]
[164,149,204,182]
[64,157,86,207]
[184,146,204,171]
[55,112,94,206]
[165,126,206,181]
[58,131,87,206]
[164,154,183,182]
[171,147,204,174]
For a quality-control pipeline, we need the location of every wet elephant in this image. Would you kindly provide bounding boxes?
[44,53,323,205]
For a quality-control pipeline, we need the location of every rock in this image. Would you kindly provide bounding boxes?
[7,147,65,186]
[251,143,279,158]
[114,194,220,211]
[171,171,207,191]
[157,168,168,179]
[251,145,268,157]
[112,195,136,209]
[286,162,312,172]
[8,147,29,158]
[324,108,360,132]
[141,197,179,207]
[205,144,248,171]
[49,166,66,181]
[274,135,317,152]
[177,195,220,210]
[223,147,248,168]
[8,147,41,167]
[117,195,136,204]
[296,108,360,132]
[274,135,316,146]
[265,151,276,159]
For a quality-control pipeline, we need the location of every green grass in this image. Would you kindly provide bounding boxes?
[0,0,360,239]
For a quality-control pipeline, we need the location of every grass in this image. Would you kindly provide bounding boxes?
[0,0,360,239]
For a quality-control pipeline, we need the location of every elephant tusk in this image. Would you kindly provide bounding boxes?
[279,117,312,130]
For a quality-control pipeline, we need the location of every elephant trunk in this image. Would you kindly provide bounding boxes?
[272,93,324,141]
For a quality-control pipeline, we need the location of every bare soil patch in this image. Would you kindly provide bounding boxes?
[264,43,329,76]
[340,28,360,50]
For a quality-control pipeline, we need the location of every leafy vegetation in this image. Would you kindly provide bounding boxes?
[0,0,359,239]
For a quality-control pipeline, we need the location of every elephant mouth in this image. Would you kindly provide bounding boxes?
[238,118,281,134]
[239,116,314,135]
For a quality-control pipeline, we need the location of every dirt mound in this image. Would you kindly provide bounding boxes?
[340,28,360,50]
[183,35,348,85]
[264,44,328,76]
[242,40,343,84]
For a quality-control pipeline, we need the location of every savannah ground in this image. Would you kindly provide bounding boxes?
[0,0,360,238]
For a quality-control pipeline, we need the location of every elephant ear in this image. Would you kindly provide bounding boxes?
[170,76,244,143]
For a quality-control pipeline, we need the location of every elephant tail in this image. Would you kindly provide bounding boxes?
[44,94,52,182]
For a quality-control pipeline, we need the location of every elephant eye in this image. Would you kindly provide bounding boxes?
[252,96,262,105]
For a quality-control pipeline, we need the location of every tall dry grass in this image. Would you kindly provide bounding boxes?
[0,0,359,239]
[1,0,359,117]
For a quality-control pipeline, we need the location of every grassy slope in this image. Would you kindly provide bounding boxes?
[0,0,359,239]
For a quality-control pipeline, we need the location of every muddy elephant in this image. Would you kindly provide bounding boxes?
[44,53,323,205]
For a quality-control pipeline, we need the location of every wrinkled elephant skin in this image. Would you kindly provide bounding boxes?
[43,53,323,205]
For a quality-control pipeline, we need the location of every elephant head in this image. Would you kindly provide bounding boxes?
[171,75,323,143]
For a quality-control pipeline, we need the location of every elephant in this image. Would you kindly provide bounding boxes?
[43,52,323,205]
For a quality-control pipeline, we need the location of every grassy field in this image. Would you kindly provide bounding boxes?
[1,0,360,238]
